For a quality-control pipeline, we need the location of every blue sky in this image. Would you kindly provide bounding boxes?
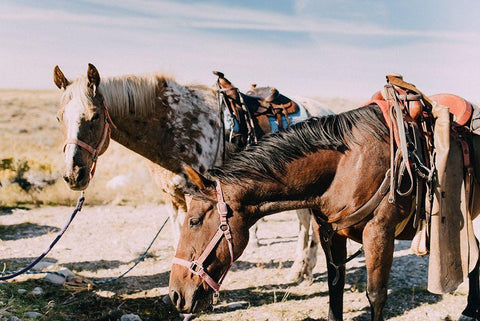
[2,0,480,100]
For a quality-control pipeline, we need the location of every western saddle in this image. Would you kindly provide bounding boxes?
[365,74,476,255]
[214,71,299,147]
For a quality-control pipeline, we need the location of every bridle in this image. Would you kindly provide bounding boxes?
[172,180,234,294]
[62,106,115,178]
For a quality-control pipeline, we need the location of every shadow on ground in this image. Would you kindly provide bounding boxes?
[0,222,60,240]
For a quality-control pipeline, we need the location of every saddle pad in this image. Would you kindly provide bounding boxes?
[268,101,309,133]
[224,100,309,134]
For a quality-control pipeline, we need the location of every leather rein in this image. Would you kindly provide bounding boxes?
[172,180,234,294]
[62,106,115,178]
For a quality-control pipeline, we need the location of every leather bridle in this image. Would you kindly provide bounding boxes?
[63,106,115,178]
[172,180,234,293]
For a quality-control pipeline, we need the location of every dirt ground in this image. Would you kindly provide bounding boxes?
[1,203,479,321]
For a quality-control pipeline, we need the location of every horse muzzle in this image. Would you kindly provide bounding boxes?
[169,277,213,313]
[63,165,90,190]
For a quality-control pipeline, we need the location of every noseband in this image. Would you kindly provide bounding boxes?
[172,180,234,293]
[63,107,115,178]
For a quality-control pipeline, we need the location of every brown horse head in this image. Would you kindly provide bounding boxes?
[169,166,251,313]
[53,64,111,190]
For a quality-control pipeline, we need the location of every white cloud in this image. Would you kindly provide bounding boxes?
[1,1,480,101]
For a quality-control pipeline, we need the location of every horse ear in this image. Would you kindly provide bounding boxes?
[87,63,100,88]
[53,65,69,90]
[184,165,213,191]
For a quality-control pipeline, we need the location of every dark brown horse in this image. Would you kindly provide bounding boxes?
[169,105,480,320]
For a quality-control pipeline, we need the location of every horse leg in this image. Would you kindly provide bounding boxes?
[314,219,347,321]
[459,238,480,321]
[290,208,318,283]
[147,163,187,248]
[363,224,395,321]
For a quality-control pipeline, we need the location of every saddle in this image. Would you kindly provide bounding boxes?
[369,89,473,129]
[365,75,477,264]
[214,71,299,146]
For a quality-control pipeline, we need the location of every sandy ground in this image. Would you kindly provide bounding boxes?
[2,203,479,320]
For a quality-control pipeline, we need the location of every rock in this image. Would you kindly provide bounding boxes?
[29,287,43,296]
[120,314,142,321]
[24,311,42,319]
[180,314,196,321]
[7,316,21,321]
[225,301,249,310]
[43,273,65,285]
[43,268,74,285]
[17,289,27,294]
[31,261,56,271]
[161,294,172,305]
[57,268,75,277]
[107,309,122,320]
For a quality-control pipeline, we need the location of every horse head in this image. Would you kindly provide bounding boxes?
[53,63,112,190]
[169,166,250,314]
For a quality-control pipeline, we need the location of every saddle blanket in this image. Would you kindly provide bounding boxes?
[225,100,310,134]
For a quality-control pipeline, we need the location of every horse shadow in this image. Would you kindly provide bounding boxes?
[230,259,294,271]
[0,222,60,240]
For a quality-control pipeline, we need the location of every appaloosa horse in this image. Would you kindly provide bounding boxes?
[53,64,329,280]
[169,105,480,320]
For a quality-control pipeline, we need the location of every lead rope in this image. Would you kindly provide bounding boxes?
[0,192,85,281]
[1,195,170,287]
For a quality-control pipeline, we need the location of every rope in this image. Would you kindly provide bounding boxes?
[90,216,169,285]
[1,197,170,289]
[0,192,85,281]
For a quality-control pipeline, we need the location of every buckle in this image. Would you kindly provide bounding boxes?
[218,223,230,232]
[216,202,228,215]
[189,261,203,274]
[212,291,220,305]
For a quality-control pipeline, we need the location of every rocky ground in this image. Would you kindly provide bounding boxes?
[1,204,479,320]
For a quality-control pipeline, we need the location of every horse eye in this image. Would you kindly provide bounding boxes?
[56,116,60,122]
[91,113,100,121]
[189,217,202,228]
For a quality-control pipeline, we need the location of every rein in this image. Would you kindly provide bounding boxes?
[172,180,234,295]
[63,107,115,178]
[0,193,85,281]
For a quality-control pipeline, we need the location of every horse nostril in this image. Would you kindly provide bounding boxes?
[170,289,182,309]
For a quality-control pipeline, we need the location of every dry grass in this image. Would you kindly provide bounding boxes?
[0,89,164,207]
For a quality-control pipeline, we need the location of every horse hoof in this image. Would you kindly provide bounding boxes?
[458,314,477,321]
[287,270,303,284]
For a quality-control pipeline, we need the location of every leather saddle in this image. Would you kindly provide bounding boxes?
[368,74,473,130]
[214,71,299,146]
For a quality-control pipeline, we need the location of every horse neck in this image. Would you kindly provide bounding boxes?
[102,75,221,174]
[224,149,342,224]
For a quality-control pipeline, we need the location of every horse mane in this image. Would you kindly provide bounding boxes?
[61,72,175,117]
[100,73,169,117]
[209,105,388,184]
